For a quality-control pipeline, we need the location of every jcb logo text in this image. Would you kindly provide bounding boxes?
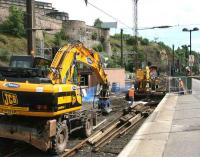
[2,92,18,106]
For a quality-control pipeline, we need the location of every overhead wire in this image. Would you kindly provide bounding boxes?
[85,1,200,32]
[86,0,132,29]
[120,23,200,31]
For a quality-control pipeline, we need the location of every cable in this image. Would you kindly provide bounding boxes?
[120,23,200,31]
[87,1,132,29]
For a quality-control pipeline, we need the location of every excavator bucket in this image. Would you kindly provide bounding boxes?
[98,84,112,114]
[98,98,112,114]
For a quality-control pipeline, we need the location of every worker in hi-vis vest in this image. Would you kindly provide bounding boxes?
[126,86,135,105]
[178,78,184,95]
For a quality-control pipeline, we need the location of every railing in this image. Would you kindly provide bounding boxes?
[168,76,200,95]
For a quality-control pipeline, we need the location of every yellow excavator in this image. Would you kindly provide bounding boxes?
[0,42,110,154]
[135,66,159,93]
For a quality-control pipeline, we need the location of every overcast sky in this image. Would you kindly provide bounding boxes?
[41,0,200,52]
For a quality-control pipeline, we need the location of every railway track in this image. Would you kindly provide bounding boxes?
[3,147,28,157]
[60,102,156,157]
[0,100,158,157]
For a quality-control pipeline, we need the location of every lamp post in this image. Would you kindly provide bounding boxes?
[182,27,199,55]
[182,27,199,94]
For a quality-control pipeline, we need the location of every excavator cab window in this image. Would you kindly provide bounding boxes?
[10,60,32,68]
[10,56,33,68]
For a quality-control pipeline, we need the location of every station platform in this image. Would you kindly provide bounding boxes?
[118,79,200,157]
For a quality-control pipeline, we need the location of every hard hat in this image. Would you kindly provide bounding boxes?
[179,78,181,81]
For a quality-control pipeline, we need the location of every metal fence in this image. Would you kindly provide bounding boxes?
[168,76,200,94]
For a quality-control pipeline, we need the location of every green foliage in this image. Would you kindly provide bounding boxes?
[111,46,118,53]
[0,6,25,37]
[94,18,103,28]
[112,34,137,46]
[140,38,149,45]
[91,32,97,40]
[157,41,171,52]
[0,34,8,44]
[111,34,121,39]
[0,34,26,54]
[111,34,132,40]
[110,33,177,72]
[92,44,104,52]
[59,29,68,40]
[100,36,105,43]
[43,33,55,47]
[112,34,149,46]
[107,55,121,68]
[0,48,10,62]
[54,33,62,46]
[125,60,134,72]
[138,51,145,62]
[175,46,187,66]
[126,36,137,45]
[174,45,200,75]
[54,29,68,46]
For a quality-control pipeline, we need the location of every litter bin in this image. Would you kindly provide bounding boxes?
[187,77,192,93]
[111,82,120,93]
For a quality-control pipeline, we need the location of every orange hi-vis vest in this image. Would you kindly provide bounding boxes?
[179,80,184,88]
[128,89,135,97]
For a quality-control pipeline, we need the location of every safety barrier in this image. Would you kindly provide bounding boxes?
[168,76,200,94]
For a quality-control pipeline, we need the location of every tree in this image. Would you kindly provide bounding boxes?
[141,38,149,45]
[94,18,103,28]
[0,6,25,37]
[126,36,137,46]
[157,41,171,52]
[107,55,121,68]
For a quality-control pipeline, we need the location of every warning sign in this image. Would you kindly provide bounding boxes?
[189,55,194,66]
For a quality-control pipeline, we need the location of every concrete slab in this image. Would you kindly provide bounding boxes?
[174,108,200,120]
[163,131,200,157]
[121,140,166,157]
[172,117,200,132]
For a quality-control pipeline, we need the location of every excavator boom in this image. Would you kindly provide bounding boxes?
[48,42,111,113]
[49,42,108,86]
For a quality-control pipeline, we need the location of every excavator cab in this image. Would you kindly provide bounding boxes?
[0,55,51,83]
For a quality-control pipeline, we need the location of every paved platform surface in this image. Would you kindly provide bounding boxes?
[118,79,200,157]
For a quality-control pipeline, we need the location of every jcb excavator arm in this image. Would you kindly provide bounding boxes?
[49,42,110,113]
[49,42,108,86]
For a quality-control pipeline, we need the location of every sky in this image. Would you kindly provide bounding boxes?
[40,0,200,52]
